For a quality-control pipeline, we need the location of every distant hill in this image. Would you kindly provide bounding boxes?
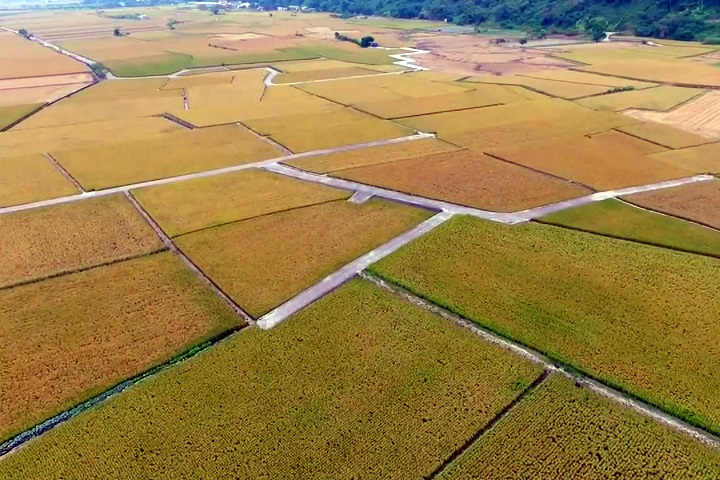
[260,0,720,42]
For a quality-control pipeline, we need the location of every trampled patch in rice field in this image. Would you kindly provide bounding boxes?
[440,375,720,479]
[623,179,720,230]
[134,169,350,237]
[0,280,543,478]
[0,252,240,443]
[0,195,163,287]
[176,199,432,317]
[539,198,720,257]
[334,149,591,212]
[370,216,720,434]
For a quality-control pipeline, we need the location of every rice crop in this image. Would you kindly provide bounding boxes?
[0,154,78,208]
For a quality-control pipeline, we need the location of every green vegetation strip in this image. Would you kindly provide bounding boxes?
[440,374,720,479]
[0,280,542,478]
[369,216,720,435]
[539,199,720,258]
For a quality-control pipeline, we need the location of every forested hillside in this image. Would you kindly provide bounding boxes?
[260,0,720,42]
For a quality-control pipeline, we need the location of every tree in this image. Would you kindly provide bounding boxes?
[211,5,220,15]
[586,16,610,41]
[519,38,528,45]
[113,28,122,36]
[360,35,375,48]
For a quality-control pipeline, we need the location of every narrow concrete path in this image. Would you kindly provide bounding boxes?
[256,211,454,330]
[362,272,720,452]
[514,174,716,220]
[263,163,523,224]
[0,133,433,218]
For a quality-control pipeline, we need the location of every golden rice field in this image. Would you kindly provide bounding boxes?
[53,124,281,190]
[540,199,720,256]
[177,199,431,317]
[370,216,720,434]
[335,149,590,212]
[0,32,87,79]
[522,69,656,88]
[580,59,720,87]
[355,85,531,119]
[0,103,43,130]
[0,195,162,287]
[578,86,703,112]
[440,375,720,479]
[464,75,612,99]
[286,137,460,173]
[624,180,720,230]
[586,129,667,155]
[134,169,349,237]
[272,66,378,84]
[487,133,693,190]
[617,121,712,149]
[0,280,543,478]
[0,252,240,443]
[245,108,414,153]
[649,142,720,173]
[0,154,78,208]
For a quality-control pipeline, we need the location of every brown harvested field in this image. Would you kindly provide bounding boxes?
[0,252,240,443]
[0,154,78,208]
[650,143,720,173]
[286,138,460,173]
[487,134,694,190]
[623,91,720,140]
[0,195,163,287]
[0,83,89,108]
[354,85,531,119]
[0,32,88,79]
[623,180,720,230]
[617,122,714,149]
[134,169,349,237]
[53,124,282,190]
[273,67,379,84]
[245,108,414,153]
[578,86,703,112]
[335,149,591,211]
[411,33,573,76]
[176,199,432,317]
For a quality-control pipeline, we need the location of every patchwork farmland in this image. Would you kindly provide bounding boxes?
[1,7,720,478]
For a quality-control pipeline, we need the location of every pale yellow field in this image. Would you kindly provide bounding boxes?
[0,195,163,287]
[0,32,88,79]
[134,169,349,237]
[287,138,460,173]
[0,117,183,158]
[355,85,532,119]
[650,143,720,173]
[580,59,720,87]
[465,75,611,99]
[245,107,414,153]
[0,154,78,208]
[162,70,242,89]
[273,67,379,84]
[53,124,281,190]
[299,73,470,106]
[579,86,704,112]
[523,70,656,88]
[0,83,89,107]
[618,122,713,149]
[59,36,170,62]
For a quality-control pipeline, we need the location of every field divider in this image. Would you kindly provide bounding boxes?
[256,211,455,330]
[425,370,551,479]
[234,120,293,156]
[361,271,720,451]
[43,152,86,192]
[0,323,248,459]
[124,191,255,325]
[159,113,196,130]
[262,163,523,223]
